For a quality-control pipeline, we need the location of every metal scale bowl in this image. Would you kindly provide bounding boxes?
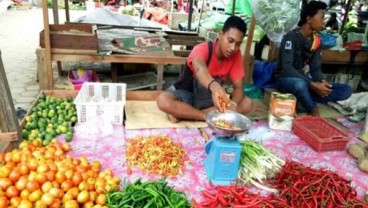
[204,110,253,185]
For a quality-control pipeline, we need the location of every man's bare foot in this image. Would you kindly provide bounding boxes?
[167,114,180,123]
[307,108,320,117]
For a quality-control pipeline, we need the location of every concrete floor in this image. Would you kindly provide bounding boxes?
[0,6,179,113]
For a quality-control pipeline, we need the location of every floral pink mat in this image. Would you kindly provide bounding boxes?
[59,117,368,201]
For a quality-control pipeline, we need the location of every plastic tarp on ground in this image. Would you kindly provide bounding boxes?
[75,8,171,31]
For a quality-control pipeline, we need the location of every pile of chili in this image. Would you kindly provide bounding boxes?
[192,185,289,208]
[268,161,368,208]
[126,135,187,177]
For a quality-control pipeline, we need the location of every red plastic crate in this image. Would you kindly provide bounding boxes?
[293,117,350,152]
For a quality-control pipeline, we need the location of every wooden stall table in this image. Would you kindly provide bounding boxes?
[36,47,187,91]
[321,49,368,65]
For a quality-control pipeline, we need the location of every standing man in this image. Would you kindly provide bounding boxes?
[157,16,253,122]
[274,1,352,116]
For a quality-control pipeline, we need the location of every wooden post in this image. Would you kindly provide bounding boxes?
[0,50,21,141]
[243,15,255,84]
[187,0,194,31]
[65,0,70,22]
[231,0,236,15]
[42,0,54,90]
[52,0,59,24]
[339,0,353,35]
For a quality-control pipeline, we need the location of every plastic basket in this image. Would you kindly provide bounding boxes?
[74,82,126,124]
[293,117,350,152]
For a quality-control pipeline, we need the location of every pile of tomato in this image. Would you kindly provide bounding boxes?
[0,139,121,208]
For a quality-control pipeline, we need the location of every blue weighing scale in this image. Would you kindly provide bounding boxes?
[204,110,252,185]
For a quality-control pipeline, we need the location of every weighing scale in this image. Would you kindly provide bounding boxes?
[204,110,253,185]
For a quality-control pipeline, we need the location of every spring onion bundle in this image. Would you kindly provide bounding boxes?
[238,140,285,193]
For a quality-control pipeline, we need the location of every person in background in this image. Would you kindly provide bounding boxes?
[325,12,339,30]
[156,16,253,122]
[274,1,352,116]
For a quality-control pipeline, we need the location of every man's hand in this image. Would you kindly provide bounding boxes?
[209,81,230,112]
[310,81,332,97]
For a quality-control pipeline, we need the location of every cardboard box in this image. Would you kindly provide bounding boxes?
[268,92,296,131]
[39,23,98,51]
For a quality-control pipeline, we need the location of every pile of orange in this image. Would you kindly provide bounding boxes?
[0,139,121,208]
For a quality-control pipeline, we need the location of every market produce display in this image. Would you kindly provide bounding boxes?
[106,179,191,208]
[238,140,284,193]
[0,140,119,207]
[127,135,187,177]
[269,161,368,207]
[347,142,368,173]
[192,184,287,208]
[251,0,300,43]
[22,94,77,145]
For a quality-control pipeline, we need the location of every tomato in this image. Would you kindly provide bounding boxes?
[0,178,12,191]
[77,190,90,204]
[37,164,50,173]
[63,200,79,208]
[34,200,46,208]
[62,192,74,202]
[18,199,33,208]
[10,196,21,207]
[41,193,54,206]
[71,173,82,186]
[95,194,106,205]
[9,169,21,183]
[0,196,9,208]
[61,180,73,192]
[83,201,95,208]
[19,164,30,175]
[11,151,21,163]
[41,181,53,193]
[0,166,11,178]
[26,180,40,192]
[15,176,28,191]
[28,189,42,203]
[48,187,61,198]
[55,172,66,184]
[67,187,79,199]
[89,191,97,202]
[27,159,39,171]
[6,186,20,198]
[65,170,74,180]
[77,181,88,192]
[20,189,30,199]
[35,172,48,185]
[49,198,61,208]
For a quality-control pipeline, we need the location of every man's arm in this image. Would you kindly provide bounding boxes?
[192,57,229,112]
[279,34,312,84]
[231,78,244,104]
[308,48,324,82]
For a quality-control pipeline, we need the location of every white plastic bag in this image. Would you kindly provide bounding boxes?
[251,0,300,44]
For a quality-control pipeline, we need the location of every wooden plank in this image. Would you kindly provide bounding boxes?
[243,16,256,84]
[167,39,203,47]
[126,91,160,101]
[37,48,50,90]
[173,50,191,57]
[0,50,21,140]
[50,53,187,64]
[156,64,164,91]
[50,48,97,54]
[0,132,18,142]
[42,0,53,90]
[166,35,205,41]
[321,50,368,65]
